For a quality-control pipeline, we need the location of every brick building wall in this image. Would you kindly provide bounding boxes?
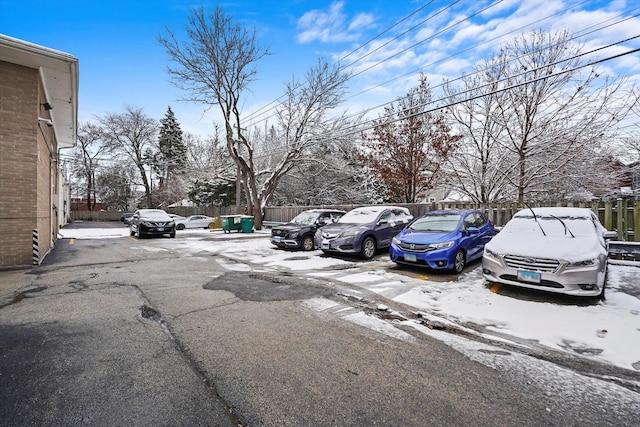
[0,60,50,266]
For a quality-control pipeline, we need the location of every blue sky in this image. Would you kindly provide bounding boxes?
[1,0,639,137]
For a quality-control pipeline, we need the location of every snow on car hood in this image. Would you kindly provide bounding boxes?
[486,232,605,262]
[321,223,369,234]
[275,223,311,232]
[141,213,172,221]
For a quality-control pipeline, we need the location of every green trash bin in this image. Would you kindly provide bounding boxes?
[241,216,254,233]
[221,215,243,233]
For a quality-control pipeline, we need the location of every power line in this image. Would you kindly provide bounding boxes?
[243,0,484,127]
[242,1,443,125]
[308,7,640,134]
[246,45,640,160]
[242,0,632,132]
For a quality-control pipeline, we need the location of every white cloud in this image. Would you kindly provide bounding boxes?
[296,1,374,44]
[348,12,375,32]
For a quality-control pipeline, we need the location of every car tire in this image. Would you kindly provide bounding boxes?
[453,250,466,273]
[169,231,176,238]
[129,228,135,237]
[176,224,185,230]
[598,269,607,301]
[360,236,377,260]
[301,235,315,251]
[136,229,144,239]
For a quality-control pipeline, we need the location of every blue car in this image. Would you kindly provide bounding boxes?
[389,210,495,273]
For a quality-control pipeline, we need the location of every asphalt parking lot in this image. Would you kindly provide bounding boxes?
[1,221,639,426]
[54,221,640,373]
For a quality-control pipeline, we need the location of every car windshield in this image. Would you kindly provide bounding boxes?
[409,214,461,232]
[506,215,596,237]
[141,209,167,216]
[290,211,320,225]
[338,208,382,224]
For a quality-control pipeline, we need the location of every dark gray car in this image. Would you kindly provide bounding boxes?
[271,209,345,251]
[129,209,176,238]
[317,206,413,259]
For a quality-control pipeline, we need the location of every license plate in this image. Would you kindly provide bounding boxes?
[517,270,540,283]
[321,242,329,250]
[157,227,164,231]
[274,236,281,243]
[404,253,417,262]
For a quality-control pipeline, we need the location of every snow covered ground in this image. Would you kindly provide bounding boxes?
[59,226,640,372]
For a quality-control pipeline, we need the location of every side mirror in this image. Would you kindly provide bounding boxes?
[316,220,326,226]
[603,230,617,240]
[466,227,480,235]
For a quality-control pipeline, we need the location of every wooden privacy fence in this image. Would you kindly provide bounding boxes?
[263,200,640,242]
[71,205,238,223]
[71,199,640,241]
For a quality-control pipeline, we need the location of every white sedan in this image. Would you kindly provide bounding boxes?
[174,215,214,230]
[482,207,616,298]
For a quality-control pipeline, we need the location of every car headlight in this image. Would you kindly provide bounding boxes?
[484,248,499,258]
[341,229,361,238]
[431,241,454,249]
[142,221,154,227]
[289,231,298,238]
[567,258,598,268]
[392,236,401,246]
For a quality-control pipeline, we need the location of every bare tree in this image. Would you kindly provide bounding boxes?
[71,122,108,211]
[96,164,136,211]
[160,7,351,228]
[160,6,269,224]
[252,59,351,212]
[623,87,640,164]
[271,135,378,206]
[446,30,633,203]
[444,61,515,202]
[184,127,230,179]
[99,106,158,208]
[183,128,238,207]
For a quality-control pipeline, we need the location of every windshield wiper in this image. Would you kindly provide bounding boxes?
[550,215,575,238]
[525,203,546,236]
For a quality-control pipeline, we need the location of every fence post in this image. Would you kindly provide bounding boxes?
[616,199,624,241]
[634,201,640,243]
[603,202,614,234]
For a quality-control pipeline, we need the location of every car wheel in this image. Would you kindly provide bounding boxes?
[360,236,377,260]
[169,231,176,238]
[453,250,466,273]
[136,229,143,239]
[301,235,315,251]
[176,224,185,230]
[129,228,135,237]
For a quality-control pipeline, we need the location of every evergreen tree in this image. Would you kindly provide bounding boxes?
[157,106,187,204]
